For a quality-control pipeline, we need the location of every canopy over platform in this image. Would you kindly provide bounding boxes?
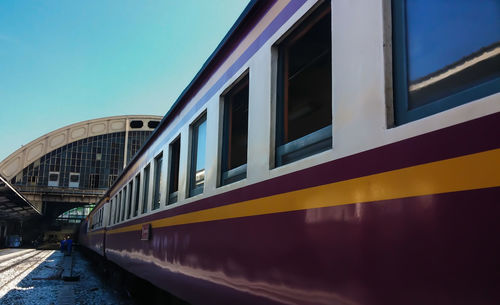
[0,175,41,220]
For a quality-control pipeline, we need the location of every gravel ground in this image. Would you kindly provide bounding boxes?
[73,250,134,305]
[0,249,134,305]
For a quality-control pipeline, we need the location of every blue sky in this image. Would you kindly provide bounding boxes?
[0,0,249,162]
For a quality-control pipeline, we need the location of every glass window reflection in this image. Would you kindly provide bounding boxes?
[152,153,163,210]
[393,0,500,124]
[189,114,207,197]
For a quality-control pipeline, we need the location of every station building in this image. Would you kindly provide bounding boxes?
[0,115,161,245]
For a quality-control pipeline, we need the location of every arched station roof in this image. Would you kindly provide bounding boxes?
[0,115,162,181]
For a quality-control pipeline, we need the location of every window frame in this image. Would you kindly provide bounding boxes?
[188,113,207,198]
[274,2,333,167]
[48,171,60,187]
[133,173,140,217]
[113,197,116,224]
[142,164,150,214]
[219,73,249,186]
[152,152,163,210]
[127,180,133,219]
[69,173,80,188]
[112,196,116,224]
[109,198,114,225]
[392,0,500,125]
[121,186,126,221]
[116,191,121,223]
[167,137,181,204]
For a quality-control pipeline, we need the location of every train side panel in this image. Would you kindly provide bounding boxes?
[104,111,500,305]
[94,0,500,304]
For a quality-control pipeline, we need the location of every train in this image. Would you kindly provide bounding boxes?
[79,1,500,304]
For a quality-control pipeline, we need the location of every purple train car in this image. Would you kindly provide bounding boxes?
[80,0,500,304]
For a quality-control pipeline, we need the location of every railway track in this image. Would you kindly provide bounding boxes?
[0,249,43,274]
[0,249,36,266]
[0,250,54,290]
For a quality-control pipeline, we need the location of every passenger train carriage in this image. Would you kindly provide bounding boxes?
[80,1,500,304]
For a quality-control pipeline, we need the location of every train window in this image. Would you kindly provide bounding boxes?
[108,199,113,225]
[113,196,118,224]
[275,2,332,167]
[142,165,150,213]
[113,198,117,224]
[116,191,121,223]
[152,153,163,210]
[112,197,115,224]
[133,174,140,217]
[392,0,500,125]
[188,114,207,197]
[127,180,133,219]
[220,74,249,186]
[167,137,181,204]
[121,186,126,221]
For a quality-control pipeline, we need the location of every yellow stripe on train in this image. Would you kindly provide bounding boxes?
[107,148,500,234]
[87,229,105,236]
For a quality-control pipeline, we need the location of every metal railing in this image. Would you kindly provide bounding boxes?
[15,185,106,196]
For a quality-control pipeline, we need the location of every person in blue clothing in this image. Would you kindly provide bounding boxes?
[60,237,67,253]
[66,235,73,255]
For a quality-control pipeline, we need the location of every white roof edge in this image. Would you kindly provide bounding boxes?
[0,115,162,181]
